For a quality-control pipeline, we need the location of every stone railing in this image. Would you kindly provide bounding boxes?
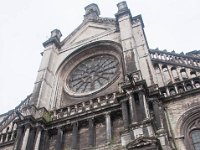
[150,49,200,69]
[0,112,16,133]
[0,130,16,145]
[14,95,31,111]
[159,76,200,99]
[0,95,31,132]
[54,92,118,120]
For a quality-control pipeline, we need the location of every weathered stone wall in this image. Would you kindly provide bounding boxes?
[46,115,123,149]
[95,122,106,147]
[79,127,88,149]
[47,134,57,150]
[165,92,200,150]
[112,117,123,144]
[62,131,72,150]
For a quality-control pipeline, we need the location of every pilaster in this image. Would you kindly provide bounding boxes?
[21,124,31,150]
[55,128,63,150]
[88,118,95,147]
[72,122,78,149]
[115,1,157,86]
[105,112,112,144]
[121,100,129,130]
[13,125,24,150]
[30,29,62,110]
[34,126,43,150]
[127,91,137,124]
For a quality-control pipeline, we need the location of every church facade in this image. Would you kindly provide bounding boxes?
[1,1,200,150]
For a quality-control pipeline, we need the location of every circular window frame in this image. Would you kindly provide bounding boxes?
[62,44,122,97]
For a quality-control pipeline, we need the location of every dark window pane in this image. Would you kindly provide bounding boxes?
[194,143,200,150]
[191,130,200,150]
[192,130,200,143]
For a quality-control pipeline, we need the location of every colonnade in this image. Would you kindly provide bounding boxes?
[12,90,158,149]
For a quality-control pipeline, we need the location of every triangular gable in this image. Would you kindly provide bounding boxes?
[61,19,116,50]
[72,25,110,43]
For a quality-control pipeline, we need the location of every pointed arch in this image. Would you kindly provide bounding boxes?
[176,105,200,150]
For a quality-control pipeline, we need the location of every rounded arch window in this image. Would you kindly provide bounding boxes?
[186,83,193,90]
[195,81,200,88]
[177,85,184,93]
[169,88,176,96]
[191,71,197,78]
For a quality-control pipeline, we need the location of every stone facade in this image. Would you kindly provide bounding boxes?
[1,1,200,150]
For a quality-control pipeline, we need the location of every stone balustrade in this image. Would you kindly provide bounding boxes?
[0,113,16,132]
[0,130,16,144]
[150,49,200,69]
[0,95,31,132]
[54,92,117,119]
[159,76,200,98]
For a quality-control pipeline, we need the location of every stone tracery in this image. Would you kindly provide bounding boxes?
[68,55,119,94]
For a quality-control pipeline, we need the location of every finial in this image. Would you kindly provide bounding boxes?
[117,1,128,12]
[115,1,132,21]
[43,29,62,48]
[84,3,100,20]
[51,29,62,40]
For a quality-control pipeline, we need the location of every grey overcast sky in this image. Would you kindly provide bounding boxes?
[0,0,200,114]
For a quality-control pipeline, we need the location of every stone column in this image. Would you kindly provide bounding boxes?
[55,128,63,150]
[127,91,137,124]
[27,127,36,150]
[10,122,14,141]
[158,64,166,85]
[11,130,15,141]
[5,132,9,142]
[88,118,95,147]
[166,87,170,97]
[72,122,78,149]
[34,127,43,150]
[14,125,24,150]
[139,91,150,119]
[176,68,183,81]
[40,130,49,150]
[167,65,175,83]
[105,112,112,143]
[138,91,146,120]
[121,100,129,130]
[21,125,31,150]
[0,135,2,143]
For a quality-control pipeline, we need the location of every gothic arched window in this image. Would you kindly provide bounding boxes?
[177,107,200,150]
[191,130,200,150]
